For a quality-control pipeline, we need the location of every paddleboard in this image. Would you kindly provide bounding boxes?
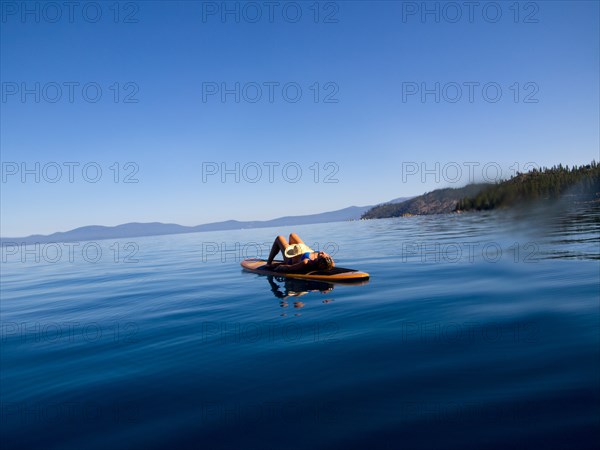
[241,259,370,283]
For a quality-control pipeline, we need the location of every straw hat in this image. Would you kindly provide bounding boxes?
[284,243,312,259]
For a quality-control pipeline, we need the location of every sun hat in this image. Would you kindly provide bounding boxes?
[284,243,313,259]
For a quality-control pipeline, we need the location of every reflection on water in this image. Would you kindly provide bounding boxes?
[265,275,335,315]
[266,275,335,299]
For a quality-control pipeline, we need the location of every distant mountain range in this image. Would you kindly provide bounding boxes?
[14,161,596,245]
[362,185,490,219]
[456,162,599,211]
[2,198,413,244]
[4,163,597,245]
[361,162,600,219]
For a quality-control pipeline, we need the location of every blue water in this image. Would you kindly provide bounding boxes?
[2,206,599,449]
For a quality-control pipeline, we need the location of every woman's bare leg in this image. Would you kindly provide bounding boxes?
[288,233,304,245]
[267,235,289,264]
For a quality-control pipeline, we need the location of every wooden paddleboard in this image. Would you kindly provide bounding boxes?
[241,259,370,282]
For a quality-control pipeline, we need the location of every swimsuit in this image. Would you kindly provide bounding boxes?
[300,252,312,261]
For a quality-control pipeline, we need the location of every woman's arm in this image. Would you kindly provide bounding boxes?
[275,260,309,272]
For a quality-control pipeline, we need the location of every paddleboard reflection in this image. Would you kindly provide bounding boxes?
[267,275,335,300]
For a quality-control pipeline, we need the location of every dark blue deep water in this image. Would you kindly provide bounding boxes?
[2,206,599,449]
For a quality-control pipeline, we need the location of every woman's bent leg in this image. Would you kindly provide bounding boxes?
[288,233,304,245]
[267,235,289,264]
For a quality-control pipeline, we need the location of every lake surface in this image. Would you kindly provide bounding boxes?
[2,204,599,449]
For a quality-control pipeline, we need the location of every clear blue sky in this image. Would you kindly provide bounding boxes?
[1,1,598,236]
